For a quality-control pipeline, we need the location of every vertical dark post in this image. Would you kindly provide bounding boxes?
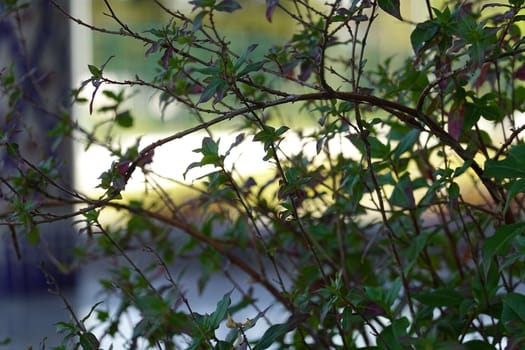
[0,1,75,346]
[0,0,74,293]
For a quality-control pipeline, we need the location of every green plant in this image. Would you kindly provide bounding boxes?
[2,0,525,349]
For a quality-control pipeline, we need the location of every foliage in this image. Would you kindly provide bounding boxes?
[1,0,525,349]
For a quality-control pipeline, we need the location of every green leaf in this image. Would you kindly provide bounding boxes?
[453,160,472,177]
[377,0,402,21]
[254,125,283,151]
[198,78,226,104]
[215,0,241,12]
[463,103,481,130]
[509,144,525,163]
[255,323,291,350]
[79,332,100,350]
[368,136,390,159]
[55,321,77,334]
[483,223,525,273]
[88,64,101,78]
[136,294,169,318]
[26,225,39,245]
[192,10,207,32]
[448,181,460,202]
[115,110,133,128]
[253,313,308,350]
[184,161,202,178]
[208,292,231,330]
[5,142,18,156]
[197,65,221,75]
[502,293,525,333]
[215,341,234,350]
[403,232,433,274]
[480,103,504,121]
[505,178,525,214]
[234,44,258,72]
[237,61,265,77]
[411,20,439,53]
[275,125,289,137]
[201,137,219,156]
[385,277,402,308]
[484,157,525,179]
[102,89,122,102]
[378,317,409,350]
[390,173,415,209]
[413,288,464,307]
[392,129,419,161]
[195,137,222,166]
[187,336,204,350]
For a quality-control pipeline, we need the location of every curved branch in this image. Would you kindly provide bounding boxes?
[121,89,505,220]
